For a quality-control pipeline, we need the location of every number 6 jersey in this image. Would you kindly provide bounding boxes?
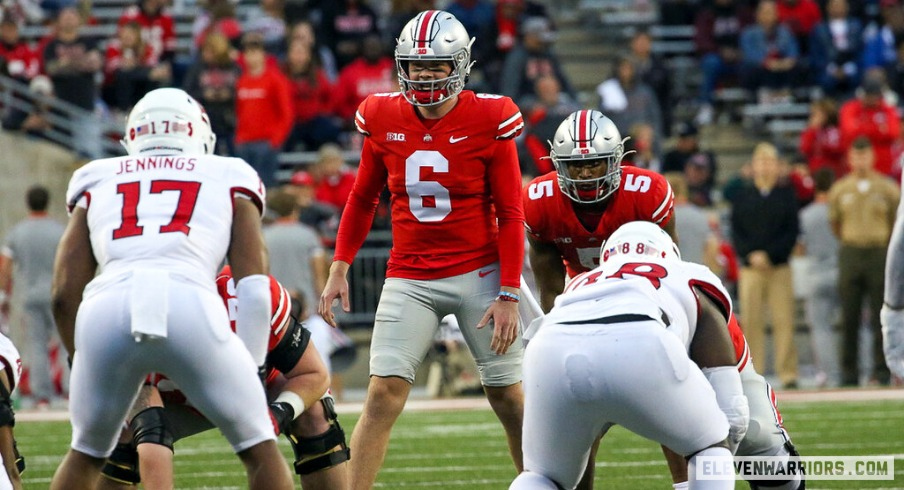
[333,90,525,287]
[523,166,674,278]
[65,154,265,280]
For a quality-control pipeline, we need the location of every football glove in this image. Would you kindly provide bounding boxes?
[880,304,904,379]
[269,401,295,436]
[702,366,749,454]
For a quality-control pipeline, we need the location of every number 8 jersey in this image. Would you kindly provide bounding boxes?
[65,154,265,279]
[523,166,674,278]
[334,90,525,287]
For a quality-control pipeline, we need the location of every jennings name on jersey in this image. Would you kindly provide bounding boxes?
[523,166,674,277]
[65,154,265,287]
[346,90,524,281]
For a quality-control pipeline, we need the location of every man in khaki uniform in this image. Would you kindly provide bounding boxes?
[828,137,901,386]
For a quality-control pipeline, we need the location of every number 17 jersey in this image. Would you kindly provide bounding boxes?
[335,90,524,284]
[65,154,265,279]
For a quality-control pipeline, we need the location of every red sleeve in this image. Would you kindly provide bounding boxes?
[488,139,525,288]
[648,173,674,225]
[332,138,386,264]
[877,106,901,144]
[799,127,816,158]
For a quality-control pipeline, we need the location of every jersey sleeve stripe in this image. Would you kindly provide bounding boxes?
[354,110,369,135]
[231,187,264,216]
[651,184,674,223]
[498,112,523,130]
[497,111,525,139]
[271,285,292,336]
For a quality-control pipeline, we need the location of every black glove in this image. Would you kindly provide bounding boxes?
[269,401,296,436]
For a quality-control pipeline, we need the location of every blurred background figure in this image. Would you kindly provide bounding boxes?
[500,16,574,107]
[797,167,841,387]
[282,38,342,152]
[808,0,863,98]
[800,98,846,179]
[597,55,663,154]
[312,143,356,212]
[182,30,241,156]
[0,185,68,410]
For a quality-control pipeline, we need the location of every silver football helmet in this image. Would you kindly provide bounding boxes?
[548,110,627,203]
[599,221,681,271]
[395,10,475,106]
[121,88,216,156]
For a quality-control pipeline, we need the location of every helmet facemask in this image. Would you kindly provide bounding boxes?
[395,10,475,107]
[550,139,626,204]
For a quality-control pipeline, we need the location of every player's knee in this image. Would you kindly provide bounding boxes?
[508,471,564,490]
[130,407,174,451]
[100,442,140,485]
[287,395,349,475]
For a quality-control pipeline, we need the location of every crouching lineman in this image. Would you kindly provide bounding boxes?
[98,267,349,490]
[0,332,24,490]
[511,221,750,490]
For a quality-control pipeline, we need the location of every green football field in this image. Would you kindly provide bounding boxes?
[12,392,904,489]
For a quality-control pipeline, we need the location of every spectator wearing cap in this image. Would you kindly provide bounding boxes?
[663,121,718,206]
[234,32,294,188]
[284,170,340,245]
[500,16,574,107]
[800,97,846,178]
[808,0,863,98]
[597,55,663,154]
[828,136,900,386]
[838,70,901,177]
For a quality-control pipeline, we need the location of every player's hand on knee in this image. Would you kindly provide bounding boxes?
[881,304,904,379]
[478,300,519,355]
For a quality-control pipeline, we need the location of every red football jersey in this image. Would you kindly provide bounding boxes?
[333,90,526,287]
[524,166,674,278]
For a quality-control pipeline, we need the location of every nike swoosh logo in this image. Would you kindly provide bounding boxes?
[478,269,496,278]
[449,135,469,144]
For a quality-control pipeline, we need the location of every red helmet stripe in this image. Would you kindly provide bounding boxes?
[576,110,590,149]
[416,10,437,49]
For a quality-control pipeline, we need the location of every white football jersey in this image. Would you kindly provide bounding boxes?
[549,257,732,349]
[65,154,264,286]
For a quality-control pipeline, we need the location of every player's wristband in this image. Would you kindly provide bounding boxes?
[497,291,520,303]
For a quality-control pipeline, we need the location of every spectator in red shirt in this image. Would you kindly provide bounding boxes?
[117,0,175,64]
[191,0,242,57]
[102,21,170,113]
[0,18,39,82]
[283,38,341,152]
[838,71,901,177]
[234,33,294,187]
[312,143,356,211]
[331,33,396,123]
[800,98,846,178]
[777,0,822,53]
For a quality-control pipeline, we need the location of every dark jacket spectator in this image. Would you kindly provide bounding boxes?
[318,0,379,69]
[862,2,904,70]
[808,0,863,97]
[42,7,102,112]
[446,0,495,39]
[102,22,169,112]
[500,16,574,107]
[596,56,663,154]
[629,29,672,135]
[662,121,718,207]
[182,30,241,156]
[693,0,754,122]
[476,0,550,92]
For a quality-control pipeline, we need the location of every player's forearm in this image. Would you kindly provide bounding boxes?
[497,218,525,288]
[281,371,330,411]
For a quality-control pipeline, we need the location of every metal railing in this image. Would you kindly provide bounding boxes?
[0,74,126,158]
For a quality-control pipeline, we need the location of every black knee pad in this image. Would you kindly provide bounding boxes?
[101,442,140,485]
[287,396,350,475]
[131,407,174,451]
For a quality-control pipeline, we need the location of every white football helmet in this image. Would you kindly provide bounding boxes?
[121,88,216,156]
[395,10,475,106]
[548,110,627,203]
[599,221,680,270]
